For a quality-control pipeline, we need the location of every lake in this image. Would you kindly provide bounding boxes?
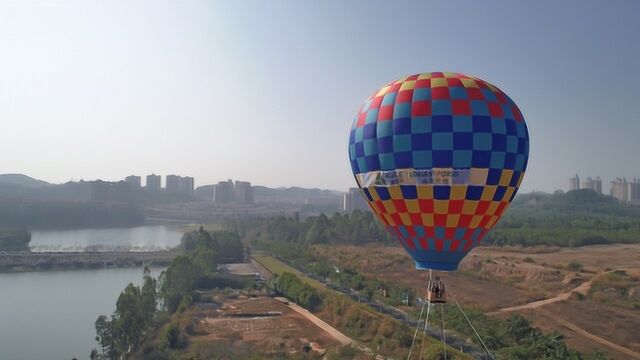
[0,225,184,359]
[0,266,164,360]
[30,225,183,252]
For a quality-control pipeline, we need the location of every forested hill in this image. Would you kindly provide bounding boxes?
[509,189,640,218]
[0,174,52,188]
[487,189,640,247]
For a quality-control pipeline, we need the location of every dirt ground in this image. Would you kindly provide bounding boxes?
[313,243,640,359]
[185,295,342,357]
[314,244,538,311]
[516,301,640,359]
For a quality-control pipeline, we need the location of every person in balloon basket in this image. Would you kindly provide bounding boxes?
[427,277,447,304]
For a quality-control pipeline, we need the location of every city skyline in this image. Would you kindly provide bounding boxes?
[1,1,639,192]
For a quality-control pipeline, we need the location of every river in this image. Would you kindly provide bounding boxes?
[0,225,183,360]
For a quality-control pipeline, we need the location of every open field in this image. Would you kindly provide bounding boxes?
[184,295,345,358]
[312,243,640,359]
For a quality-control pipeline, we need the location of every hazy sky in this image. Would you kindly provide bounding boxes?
[1,1,639,192]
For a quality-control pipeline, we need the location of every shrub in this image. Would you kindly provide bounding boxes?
[567,261,584,272]
[159,321,187,349]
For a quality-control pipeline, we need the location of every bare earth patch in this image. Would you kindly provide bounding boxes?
[187,296,342,357]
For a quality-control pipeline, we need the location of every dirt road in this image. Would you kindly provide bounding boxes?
[487,278,593,315]
[488,271,640,359]
[285,302,353,346]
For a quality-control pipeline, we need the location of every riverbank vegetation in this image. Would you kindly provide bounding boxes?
[92,228,249,359]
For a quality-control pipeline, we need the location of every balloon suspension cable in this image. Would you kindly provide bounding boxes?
[407,301,426,360]
[451,294,495,360]
[417,299,432,360]
[417,269,435,360]
[441,303,447,360]
[408,270,433,360]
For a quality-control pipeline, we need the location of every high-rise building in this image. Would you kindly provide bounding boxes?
[234,181,254,204]
[628,179,640,203]
[569,174,580,191]
[179,176,195,196]
[581,176,603,194]
[146,174,161,191]
[124,175,141,188]
[165,175,194,195]
[166,175,181,193]
[343,188,369,212]
[213,180,235,203]
[594,176,603,194]
[582,177,593,191]
[611,178,628,202]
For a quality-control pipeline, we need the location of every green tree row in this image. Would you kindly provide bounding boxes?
[226,210,394,246]
[273,272,322,310]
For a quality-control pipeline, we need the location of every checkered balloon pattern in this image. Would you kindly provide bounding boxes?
[348,72,529,271]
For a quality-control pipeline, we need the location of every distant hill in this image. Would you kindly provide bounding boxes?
[0,174,52,188]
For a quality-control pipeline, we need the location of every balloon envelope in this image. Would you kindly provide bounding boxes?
[348,72,529,271]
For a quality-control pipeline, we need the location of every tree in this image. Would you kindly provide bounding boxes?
[158,256,203,312]
[115,284,146,354]
[193,246,218,274]
[141,266,157,324]
[95,315,117,360]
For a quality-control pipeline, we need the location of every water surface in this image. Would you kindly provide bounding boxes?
[0,267,163,360]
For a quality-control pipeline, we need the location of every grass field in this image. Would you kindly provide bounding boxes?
[180,223,224,233]
[252,253,327,290]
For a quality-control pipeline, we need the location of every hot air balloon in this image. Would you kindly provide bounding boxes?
[348,72,529,273]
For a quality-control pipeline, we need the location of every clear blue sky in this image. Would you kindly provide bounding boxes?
[1,0,638,192]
